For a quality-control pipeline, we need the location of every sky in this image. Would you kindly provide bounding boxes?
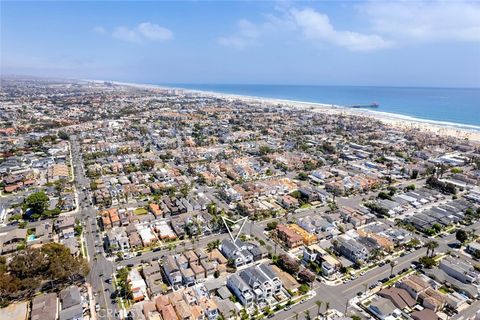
[1,0,480,87]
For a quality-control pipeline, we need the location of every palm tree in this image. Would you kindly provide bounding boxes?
[389,260,396,276]
[304,310,310,320]
[239,309,248,320]
[315,300,323,317]
[370,248,383,261]
[426,240,439,257]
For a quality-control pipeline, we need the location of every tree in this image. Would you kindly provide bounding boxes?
[278,254,300,275]
[426,241,439,257]
[304,310,310,320]
[298,284,309,295]
[58,131,69,140]
[239,309,248,320]
[370,248,384,261]
[298,268,315,284]
[407,238,421,249]
[315,300,323,317]
[266,221,278,231]
[24,191,49,217]
[229,309,238,320]
[1,243,88,306]
[207,239,221,252]
[297,172,309,181]
[419,256,437,269]
[410,169,419,179]
[389,260,397,276]
[455,229,469,244]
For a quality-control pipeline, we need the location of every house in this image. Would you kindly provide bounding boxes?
[143,301,160,320]
[143,263,165,296]
[55,216,75,232]
[378,288,416,310]
[34,221,54,243]
[0,228,27,254]
[0,301,29,320]
[334,236,368,263]
[275,224,303,248]
[138,226,157,247]
[31,293,59,320]
[439,257,480,284]
[281,194,299,209]
[398,275,428,300]
[191,263,206,280]
[227,264,282,306]
[303,244,341,279]
[419,288,446,311]
[411,309,439,320]
[164,256,182,287]
[466,241,480,257]
[149,203,163,218]
[368,296,399,320]
[61,237,80,256]
[128,268,148,302]
[220,239,253,267]
[106,227,130,256]
[198,297,219,320]
[181,267,196,286]
[59,286,83,320]
[184,250,199,265]
[159,304,178,320]
[128,231,142,249]
[227,274,254,307]
[61,227,75,239]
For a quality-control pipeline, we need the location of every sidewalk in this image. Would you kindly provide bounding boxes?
[86,283,97,320]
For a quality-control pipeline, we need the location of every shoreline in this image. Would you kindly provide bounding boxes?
[89,79,480,143]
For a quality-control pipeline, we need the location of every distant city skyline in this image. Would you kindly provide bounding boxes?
[1,1,480,88]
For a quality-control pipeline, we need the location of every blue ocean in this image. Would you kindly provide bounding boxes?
[162,84,480,129]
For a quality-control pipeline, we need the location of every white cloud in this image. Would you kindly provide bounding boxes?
[219,1,480,52]
[93,26,106,34]
[218,19,263,49]
[136,22,173,41]
[103,22,173,43]
[360,1,480,42]
[113,26,142,42]
[219,7,391,51]
[290,8,392,51]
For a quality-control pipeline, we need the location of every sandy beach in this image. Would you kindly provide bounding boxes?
[106,80,480,144]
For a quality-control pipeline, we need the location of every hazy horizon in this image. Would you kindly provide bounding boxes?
[2,1,480,88]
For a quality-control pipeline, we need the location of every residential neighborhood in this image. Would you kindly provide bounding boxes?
[2,78,480,320]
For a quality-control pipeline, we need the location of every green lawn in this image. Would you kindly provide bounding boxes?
[134,208,148,215]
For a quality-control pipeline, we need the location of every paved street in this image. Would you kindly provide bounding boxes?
[71,135,117,319]
[272,247,428,319]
